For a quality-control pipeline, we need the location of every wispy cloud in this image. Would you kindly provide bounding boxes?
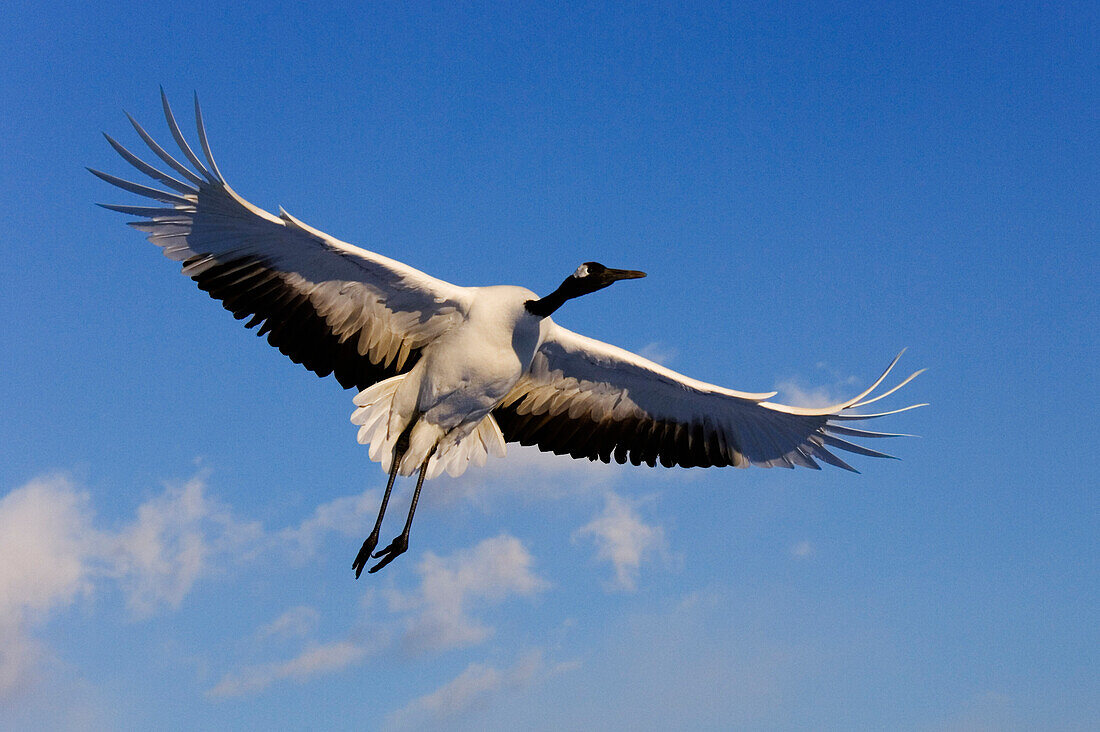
[509,588,795,729]
[573,492,666,591]
[387,534,549,653]
[385,649,572,730]
[773,380,844,408]
[637,341,678,366]
[1,467,651,707]
[208,534,548,698]
[204,537,547,695]
[0,476,95,697]
[0,470,552,701]
[0,473,261,697]
[278,488,382,561]
[106,476,263,617]
[774,362,860,408]
[790,540,814,559]
[256,606,321,640]
[207,640,368,698]
[434,444,621,508]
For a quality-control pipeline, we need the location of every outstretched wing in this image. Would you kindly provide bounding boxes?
[494,322,925,471]
[91,90,472,390]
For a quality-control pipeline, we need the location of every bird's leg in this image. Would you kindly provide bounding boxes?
[352,425,412,579]
[369,451,433,574]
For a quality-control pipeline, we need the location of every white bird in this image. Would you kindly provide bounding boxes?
[92,92,925,576]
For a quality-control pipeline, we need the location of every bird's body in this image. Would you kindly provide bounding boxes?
[359,285,543,478]
[93,92,924,575]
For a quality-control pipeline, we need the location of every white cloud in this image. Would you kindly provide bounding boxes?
[256,606,320,640]
[385,649,559,730]
[344,439,688,522]
[394,661,506,724]
[1,469,658,709]
[278,488,381,561]
[106,476,263,617]
[387,534,549,653]
[1,472,554,708]
[0,473,263,697]
[207,534,548,698]
[637,341,678,366]
[775,364,860,408]
[573,492,666,591]
[500,588,795,730]
[790,540,814,558]
[773,379,844,408]
[207,640,368,698]
[0,476,98,698]
[0,476,95,616]
[434,444,621,508]
[0,621,42,699]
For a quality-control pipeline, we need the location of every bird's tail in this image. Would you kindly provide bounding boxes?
[351,376,507,479]
[425,414,507,480]
[351,375,408,472]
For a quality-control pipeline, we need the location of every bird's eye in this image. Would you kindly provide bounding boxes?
[573,264,589,278]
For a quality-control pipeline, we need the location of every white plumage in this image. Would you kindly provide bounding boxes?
[93,92,925,574]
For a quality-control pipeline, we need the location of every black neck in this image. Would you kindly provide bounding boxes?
[524,278,582,317]
[525,265,644,317]
[524,289,569,317]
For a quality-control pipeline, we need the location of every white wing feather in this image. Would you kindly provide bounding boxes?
[495,322,925,471]
[91,90,472,389]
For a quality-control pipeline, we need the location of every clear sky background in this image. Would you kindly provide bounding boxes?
[1,1,1096,729]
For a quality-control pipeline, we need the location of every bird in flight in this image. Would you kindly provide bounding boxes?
[92,91,925,576]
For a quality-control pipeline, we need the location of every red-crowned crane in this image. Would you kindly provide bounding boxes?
[92,92,925,576]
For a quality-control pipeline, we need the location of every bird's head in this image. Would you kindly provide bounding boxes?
[568,262,647,294]
[525,261,646,317]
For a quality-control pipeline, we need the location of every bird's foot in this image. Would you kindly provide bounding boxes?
[368,534,409,574]
[352,531,380,579]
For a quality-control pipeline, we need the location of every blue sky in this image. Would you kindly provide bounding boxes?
[1,1,1096,729]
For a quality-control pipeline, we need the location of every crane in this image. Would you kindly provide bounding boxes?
[91,91,925,576]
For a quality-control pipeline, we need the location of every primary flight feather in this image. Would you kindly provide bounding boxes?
[92,91,925,576]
